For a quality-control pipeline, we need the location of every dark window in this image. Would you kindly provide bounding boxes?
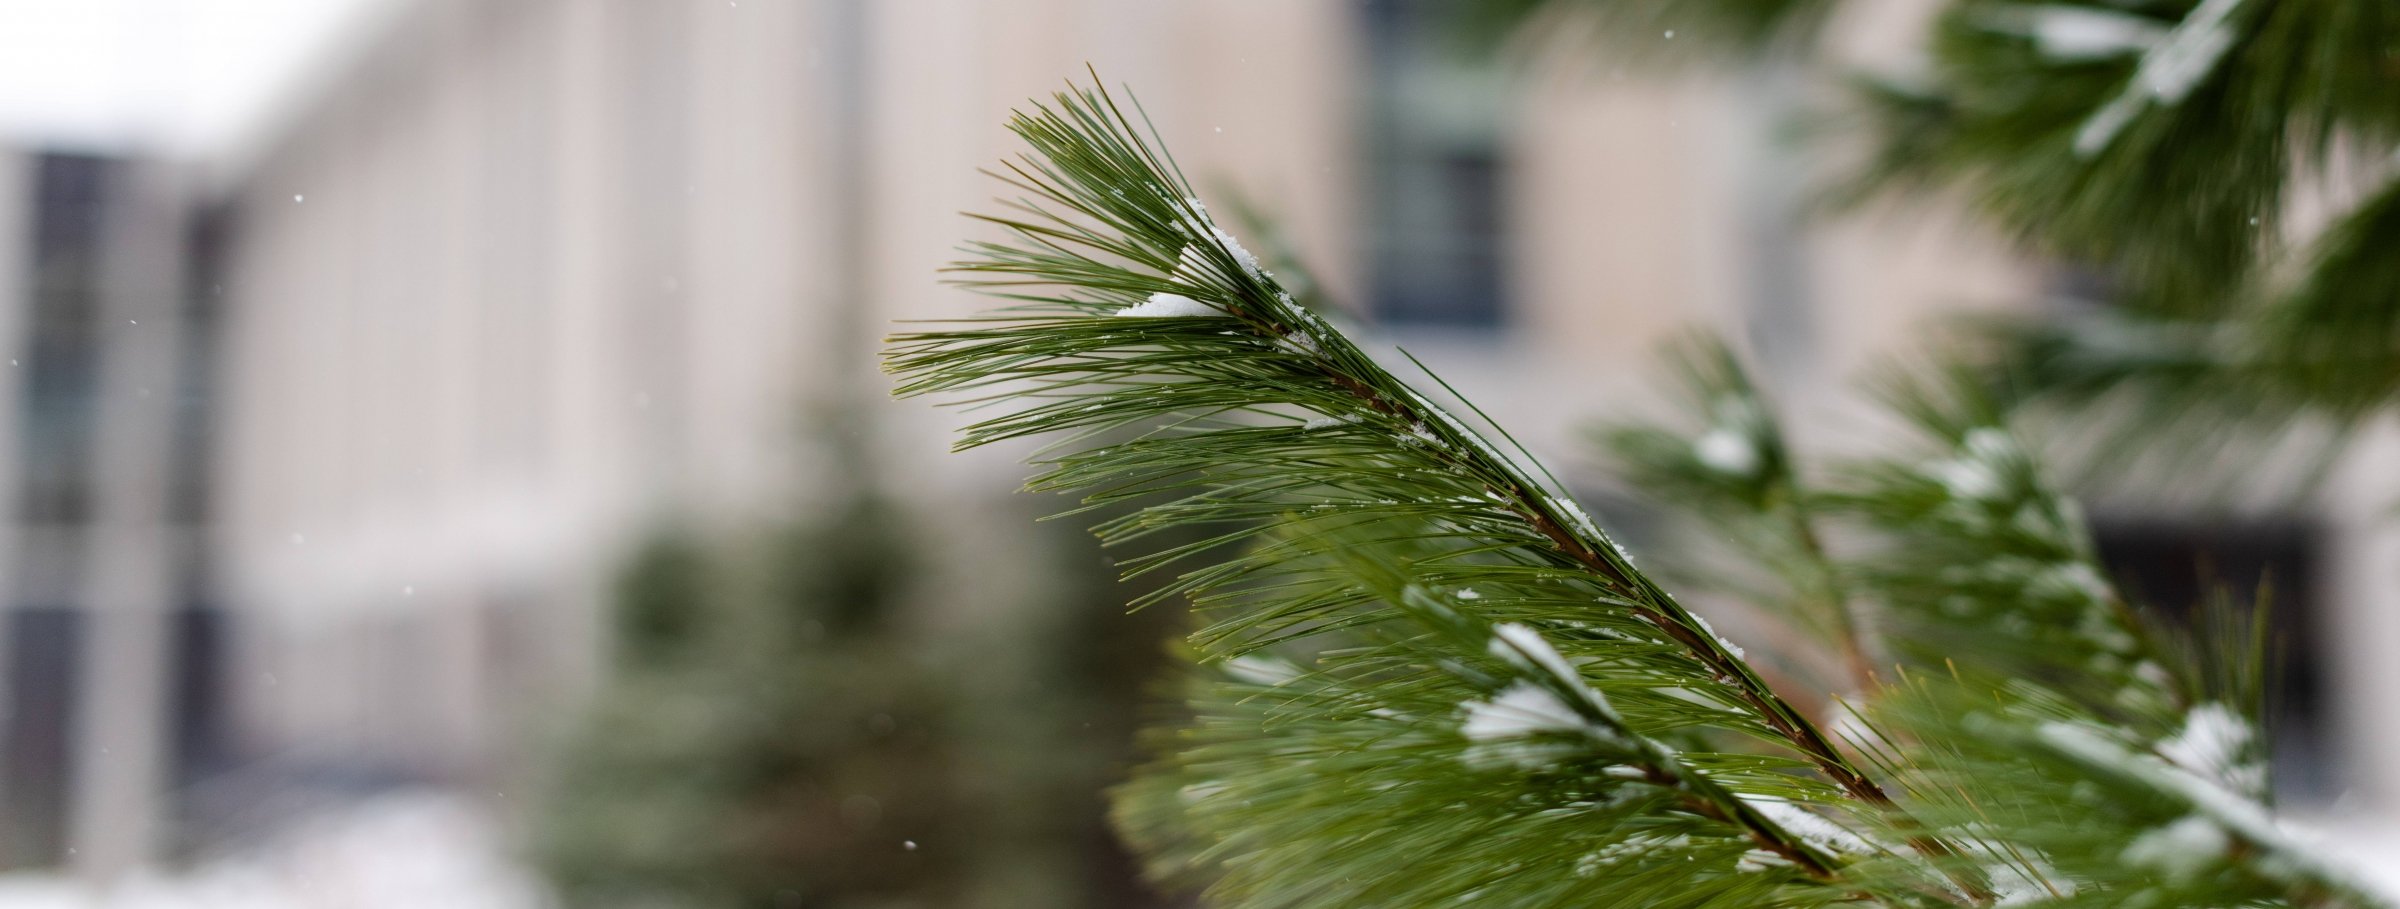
[0,608,83,868]
[16,154,113,524]
[1360,0,1510,328]
[2092,517,2328,802]
[169,606,234,788]
[168,206,232,525]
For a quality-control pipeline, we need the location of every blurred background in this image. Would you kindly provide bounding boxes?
[0,0,2392,906]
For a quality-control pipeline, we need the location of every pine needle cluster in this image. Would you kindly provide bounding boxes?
[885,77,2389,908]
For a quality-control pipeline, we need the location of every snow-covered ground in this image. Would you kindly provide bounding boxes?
[0,791,550,909]
[0,789,2385,907]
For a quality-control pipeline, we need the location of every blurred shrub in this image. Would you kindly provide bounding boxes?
[533,494,1168,909]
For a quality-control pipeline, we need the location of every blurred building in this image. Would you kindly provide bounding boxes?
[2,0,2393,883]
[207,0,1979,771]
[0,149,232,875]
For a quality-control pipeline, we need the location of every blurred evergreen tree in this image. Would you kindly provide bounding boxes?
[535,484,1172,908]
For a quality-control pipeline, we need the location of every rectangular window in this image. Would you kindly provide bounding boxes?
[1360,0,1510,328]
[0,607,82,867]
[16,154,113,525]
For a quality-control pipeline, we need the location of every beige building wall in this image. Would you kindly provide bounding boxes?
[215,0,1368,780]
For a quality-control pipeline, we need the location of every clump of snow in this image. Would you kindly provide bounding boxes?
[1608,539,1638,566]
[2072,0,2244,155]
[1736,849,1794,872]
[1691,614,1746,660]
[1274,320,1323,357]
[1694,427,1760,477]
[1178,198,1270,282]
[2037,719,2131,763]
[1456,588,1482,600]
[1459,680,1616,770]
[1117,292,1223,318]
[1543,494,1608,543]
[2159,703,2266,797]
[2133,661,2173,687]
[1275,297,1330,352]
[2117,659,2178,712]
[1925,428,2019,501]
[1932,458,2002,500]
[1946,824,2078,904]
[1741,796,1877,856]
[2123,815,2228,881]
[1461,682,1587,742]
[1986,849,2077,904]
[1987,5,2168,59]
[2135,0,2242,101]
[1300,414,1353,430]
[1170,245,1218,284]
[1223,654,1302,686]
[1464,624,1633,768]
[1179,781,1229,804]
[1215,232,1268,281]
[1694,396,1768,478]
[1574,835,1691,877]
[1963,427,2018,461]
[2038,561,2113,604]
[1490,623,1591,697]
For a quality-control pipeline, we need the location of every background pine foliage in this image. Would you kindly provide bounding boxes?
[535,475,1175,909]
[1467,0,2400,497]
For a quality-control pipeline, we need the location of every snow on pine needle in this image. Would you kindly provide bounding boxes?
[887,74,2391,909]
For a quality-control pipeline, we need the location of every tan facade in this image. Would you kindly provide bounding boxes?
[213,0,1370,783]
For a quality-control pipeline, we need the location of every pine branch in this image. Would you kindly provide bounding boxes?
[899,72,1851,795]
